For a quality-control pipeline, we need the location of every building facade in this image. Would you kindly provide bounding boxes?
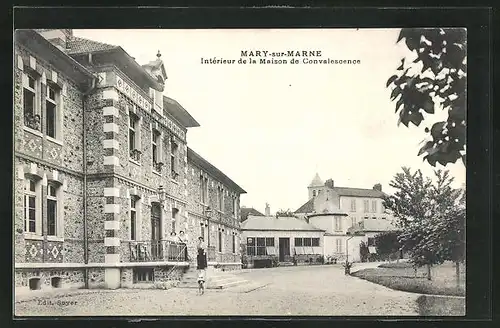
[241,215,324,266]
[295,173,397,262]
[14,29,245,292]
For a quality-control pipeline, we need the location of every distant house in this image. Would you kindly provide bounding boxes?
[294,173,398,262]
[240,207,265,222]
[241,215,325,266]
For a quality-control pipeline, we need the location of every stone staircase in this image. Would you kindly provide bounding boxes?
[178,266,263,291]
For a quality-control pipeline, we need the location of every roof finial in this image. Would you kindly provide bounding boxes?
[156,50,162,58]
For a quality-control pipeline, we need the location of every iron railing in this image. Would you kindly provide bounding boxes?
[206,246,240,263]
[128,240,187,262]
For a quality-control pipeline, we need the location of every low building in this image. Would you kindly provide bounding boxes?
[241,215,324,267]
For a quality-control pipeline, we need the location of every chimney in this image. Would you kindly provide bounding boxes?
[265,203,270,216]
[373,183,382,192]
[325,179,335,189]
[36,29,73,51]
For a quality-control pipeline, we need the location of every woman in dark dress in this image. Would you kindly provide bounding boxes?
[196,236,207,294]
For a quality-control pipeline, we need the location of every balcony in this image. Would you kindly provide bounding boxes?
[128,240,187,262]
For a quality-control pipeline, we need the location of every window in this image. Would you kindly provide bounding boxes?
[363,200,369,213]
[246,237,274,256]
[47,183,58,236]
[130,197,137,240]
[334,217,342,231]
[200,176,208,204]
[246,237,255,255]
[170,140,179,179]
[372,217,377,220]
[171,208,179,234]
[134,268,154,283]
[46,85,58,138]
[200,223,205,240]
[152,129,162,172]
[232,197,238,219]
[312,190,316,197]
[295,237,319,247]
[129,113,141,161]
[351,216,356,227]
[24,178,37,233]
[218,228,223,252]
[23,74,39,130]
[371,200,377,213]
[350,199,356,212]
[336,239,343,253]
[217,187,224,212]
[232,234,236,254]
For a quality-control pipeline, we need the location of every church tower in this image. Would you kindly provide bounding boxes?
[307,173,324,199]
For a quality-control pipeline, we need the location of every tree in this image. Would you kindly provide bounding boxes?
[374,231,401,261]
[359,241,369,263]
[275,209,296,217]
[386,28,466,167]
[384,167,465,282]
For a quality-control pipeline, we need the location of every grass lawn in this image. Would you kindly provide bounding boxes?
[352,261,465,296]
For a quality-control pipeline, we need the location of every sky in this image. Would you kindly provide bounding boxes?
[74,29,466,214]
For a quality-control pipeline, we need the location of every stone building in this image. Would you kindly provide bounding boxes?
[14,29,245,292]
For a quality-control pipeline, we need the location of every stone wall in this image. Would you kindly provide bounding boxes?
[14,44,86,172]
[15,269,85,289]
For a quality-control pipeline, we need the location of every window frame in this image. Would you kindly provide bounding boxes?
[130,197,137,240]
[45,84,58,139]
[24,178,37,234]
[46,183,58,236]
[23,73,40,131]
[170,139,179,179]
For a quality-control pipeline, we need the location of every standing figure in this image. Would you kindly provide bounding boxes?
[196,236,207,295]
[178,230,189,261]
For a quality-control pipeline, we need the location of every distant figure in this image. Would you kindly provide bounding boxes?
[169,231,177,241]
[196,236,207,295]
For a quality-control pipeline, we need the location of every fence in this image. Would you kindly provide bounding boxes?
[128,240,187,262]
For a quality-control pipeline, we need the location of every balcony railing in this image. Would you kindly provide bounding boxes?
[128,240,187,262]
[206,246,240,263]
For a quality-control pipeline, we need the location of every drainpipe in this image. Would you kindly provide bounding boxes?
[82,75,97,288]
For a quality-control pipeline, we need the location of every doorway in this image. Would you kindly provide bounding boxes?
[278,238,290,262]
[151,203,162,259]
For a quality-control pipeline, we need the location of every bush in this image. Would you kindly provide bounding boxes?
[416,295,465,316]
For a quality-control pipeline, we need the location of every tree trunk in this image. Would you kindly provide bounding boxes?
[426,264,432,281]
[455,261,460,287]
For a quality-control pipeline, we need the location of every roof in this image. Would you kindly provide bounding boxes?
[67,35,163,90]
[15,30,96,89]
[240,208,265,222]
[309,173,323,187]
[163,96,200,128]
[67,36,118,55]
[294,198,314,214]
[333,187,385,198]
[187,147,246,194]
[241,216,325,232]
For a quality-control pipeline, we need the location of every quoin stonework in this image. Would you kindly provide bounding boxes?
[14,29,246,292]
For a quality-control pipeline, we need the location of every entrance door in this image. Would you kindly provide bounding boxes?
[151,203,162,259]
[278,238,290,262]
